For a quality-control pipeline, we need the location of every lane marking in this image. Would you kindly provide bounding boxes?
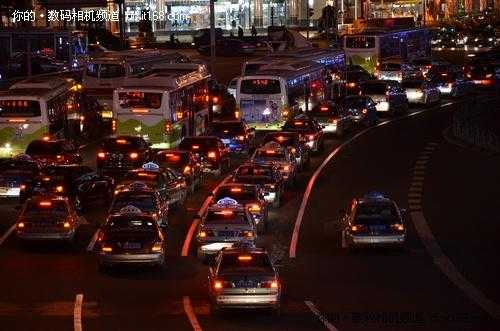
[181,175,231,257]
[408,198,421,204]
[409,146,500,320]
[413,176,425,181]
[414,165,427,169]
[413,170,426,176]
[86,230,100,252]
[408,193,422,198]
[183,296,202,331]
[411,182,424,187]
[0,224,16,246]
[409,187,423,192]
[74,294,83,331]
[305,301,339,331]
[416,160,428,165]
[289,97,481,258]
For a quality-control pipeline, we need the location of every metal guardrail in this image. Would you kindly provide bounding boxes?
[451,94,500,153]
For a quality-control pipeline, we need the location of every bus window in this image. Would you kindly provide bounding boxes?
[118,92,162,109]
[99,64,126,78]
[240,79,281,94]
[346,36,375,49]
[0,100,41,117]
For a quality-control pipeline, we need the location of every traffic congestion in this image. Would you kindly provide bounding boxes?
[0,15,499,331]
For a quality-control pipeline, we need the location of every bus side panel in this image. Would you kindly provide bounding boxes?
[0,123,47,157]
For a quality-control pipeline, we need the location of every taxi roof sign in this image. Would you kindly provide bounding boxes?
[142,162,160,171]
[119,205,143,215]
[216,197,239,206]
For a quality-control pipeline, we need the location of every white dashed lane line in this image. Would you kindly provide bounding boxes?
[305,301,339,331]
[74,294,83,331]
[408,143,500,320]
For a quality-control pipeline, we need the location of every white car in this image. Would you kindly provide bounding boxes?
[402,80,441,105]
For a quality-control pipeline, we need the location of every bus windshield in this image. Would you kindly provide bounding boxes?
[346,36,376,49]
[118,92,162,109]
[0,100,41,117]
[240,79,281,94]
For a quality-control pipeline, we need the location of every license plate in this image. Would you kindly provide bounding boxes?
[221,139,230,144]
[218,231,234,237]
[123,242,141,249]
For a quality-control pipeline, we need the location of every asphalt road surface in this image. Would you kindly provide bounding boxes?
[0,92,499,331]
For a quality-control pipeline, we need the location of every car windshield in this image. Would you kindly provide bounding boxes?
[24,200,68,217]
[342,97,367,108]
[205,210,248,225]
[155,153,189,168]
[106,216,157,233]
[402,81,423,88]
[0,100,41,117]
[361,83,387,95]
[179,138,218,151]
[103,137,143,151]
[354,202,398,222]
[111,194,156,213]
[207,122,245,135]
[381,63,401,71]
[219,253,274,274]
[214,187,256,201]
[26,141,63,155]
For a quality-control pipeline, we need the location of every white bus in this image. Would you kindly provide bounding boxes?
[236,61,327,130]
[83,49,190,120]
[242,48,345,75]
[343,28,431,74]
[0,77,82,157]
[112,63,211,149]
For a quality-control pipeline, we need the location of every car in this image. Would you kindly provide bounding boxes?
[96,206,165,269]
[251,142,297,186]
[115,162,187,208]
[109,182,169,227]
[15,196,79,242]
[206,120,256,154]
[231,162,285,208]
[210,183,269,233]
[262,132,311,171]
[310,100,354,136]
[376,61,404,82]
[401,80,441,105]
[178,136,231,176]
[407,58,435,78]
[96,136,152,175]
[20,164,114,211]
[0,155,40,198]
[340,95,378,126]
[359,80,408,115]
[282,114,324,152]
[196,199,257,260]
[154,150,203,194]
[466,63,499,88]
[428,70,473,97]
[341,192,407,248]
[343,70,373,95]
[25,138,82,167]
[208,246,281,313]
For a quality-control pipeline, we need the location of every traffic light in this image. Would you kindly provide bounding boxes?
[309,8,314,17]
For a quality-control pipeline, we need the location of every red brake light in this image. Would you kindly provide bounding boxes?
[129,152,139,159]
[183,165,191,175]
[207,151,217,159]
[97,152,106,159]
[39,201,52,207]
[362,108,368,114]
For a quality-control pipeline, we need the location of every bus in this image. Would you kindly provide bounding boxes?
[343,28,431,74]
[0,77,84,157]
[236,61,327,130]
[112,63,211,149]
[83,49,190,120]
[242,48,345,75]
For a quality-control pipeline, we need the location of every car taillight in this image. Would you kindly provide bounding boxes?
[213,96,219,104]
[63,221,71,228]
[198,229,214,238]
[101,245,113,252]
[391,223,405,232]
[20,184,26,191]
[97,152,106,159]
[183,165,191,175]
[240,230,254,238]
[261,279,279,289]
[237,135,245,141]
[234,110,240,119]
[151,242,163,252]
[213,279,232,290]
[308,134,315,141]
[17,222,25,228]
[331,118,338,125]
[207,151,217,159]
[129,152,139,159]
[282,165,290,172]
[248,204,261,212]
[350,224,367,233]
[362,108,368,114]
[56,185,64,193]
